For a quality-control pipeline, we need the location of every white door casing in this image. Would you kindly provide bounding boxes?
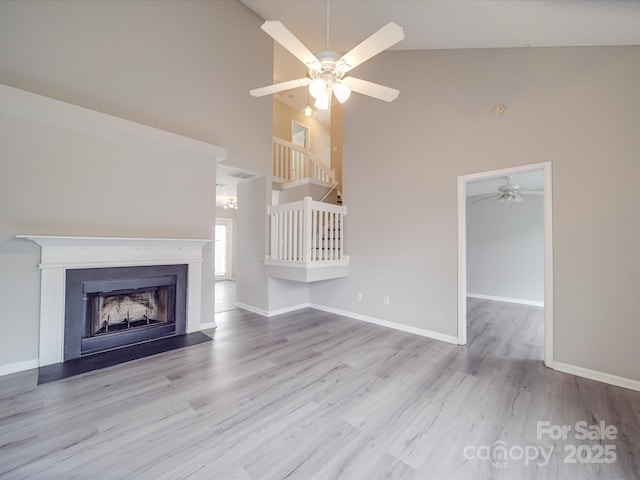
[457,161,553,367]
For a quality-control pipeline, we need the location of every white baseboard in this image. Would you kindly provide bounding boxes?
[199,321,217,330]
[309,304,459,345]
[467,293,544,307]
[234,302,269,317]
[0,358,39,377]
[234,302,310,318]
[553,362,640,392]
[231,302,458,345]
[266,303,311,317]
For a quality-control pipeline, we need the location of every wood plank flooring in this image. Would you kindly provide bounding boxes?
[215,280,237,313]
[1,298,639,479]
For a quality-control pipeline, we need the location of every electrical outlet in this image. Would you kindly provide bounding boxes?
[357,292,363,301]
[383,296,390,306]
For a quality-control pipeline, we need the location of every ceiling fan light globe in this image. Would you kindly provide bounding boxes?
[314,90,331,110]
[332,82,351,103]
[309,78,326,99]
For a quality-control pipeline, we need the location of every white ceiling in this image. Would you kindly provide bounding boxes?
[216,163,260,207]
[242,1,640,53]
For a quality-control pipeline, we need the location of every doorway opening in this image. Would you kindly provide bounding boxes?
[214,218,236,314]
[215,219,232,280]
[215,163,259,315]
[457,162,553,367]
[291,120,310,149]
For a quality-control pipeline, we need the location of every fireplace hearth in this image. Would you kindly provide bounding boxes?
[65,265,187,360]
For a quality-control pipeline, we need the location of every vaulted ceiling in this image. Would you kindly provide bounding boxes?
[242,1,640,116]
[242,0,640,52]
[230,1,639,206]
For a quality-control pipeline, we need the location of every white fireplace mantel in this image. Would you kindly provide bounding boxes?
[18,235,213,366]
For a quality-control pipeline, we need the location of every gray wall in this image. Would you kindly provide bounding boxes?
[467,195,544,303]
[0,0,272,368]
[236,176,269,312]
[236,176,310,313]
[0,0,273,174]
[268,278,309,312]
[310,46,640,381]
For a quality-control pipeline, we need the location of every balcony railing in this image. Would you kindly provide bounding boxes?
[266,196,347,265]
[272,137,336,185]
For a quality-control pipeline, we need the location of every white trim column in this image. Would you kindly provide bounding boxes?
[186,261,203,333]
[39,267,66,366]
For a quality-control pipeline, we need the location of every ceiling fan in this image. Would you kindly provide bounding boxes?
[249,1,404,110]
[469,176,543,205]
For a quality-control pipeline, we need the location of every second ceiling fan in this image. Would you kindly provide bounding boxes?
[249,1,404,110]
[469,176,543,205]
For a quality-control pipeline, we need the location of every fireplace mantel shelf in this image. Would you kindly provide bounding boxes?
[17,235,213,269]
[17,235,212,247]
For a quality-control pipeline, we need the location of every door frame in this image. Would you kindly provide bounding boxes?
[457,161,553,367]
[291,120,310,149]
[215,218,233,281]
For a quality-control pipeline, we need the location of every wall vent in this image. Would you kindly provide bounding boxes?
[229,171,256,180]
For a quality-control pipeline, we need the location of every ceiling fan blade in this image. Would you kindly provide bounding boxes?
[519,188,544,193]
[339,22,404,73]
[468,193,499,204]
[345,77,399,102]
[467,193,500,203]
[469,193,499,199]
[261,21,320,69]
[250,78,311,97]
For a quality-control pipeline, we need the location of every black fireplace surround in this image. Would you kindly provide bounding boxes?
[64,264,187,360]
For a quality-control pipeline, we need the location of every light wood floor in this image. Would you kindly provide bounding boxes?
[1,299,639,479]
[215,280,236,313]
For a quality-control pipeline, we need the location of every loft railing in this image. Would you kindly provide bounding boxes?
[272,137,336,185]
[266,196,347,264]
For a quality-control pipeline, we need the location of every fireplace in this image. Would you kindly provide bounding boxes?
[17,235,211,367]
[65,264,187,360]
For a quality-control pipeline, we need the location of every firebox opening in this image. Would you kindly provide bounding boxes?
[88,286,175,337]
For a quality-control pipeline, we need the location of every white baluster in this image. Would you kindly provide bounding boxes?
[330,212,335,260]
[307,201,314,262]
[270,214,275,258]
[323,210,328,261]
[293,209,298,261]
[312,209,317,261]
[278,212,282,260]
[318,209,322,261]
[339,213,343,260]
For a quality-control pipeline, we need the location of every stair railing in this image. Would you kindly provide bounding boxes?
[272,137,336,185]
[267,196,346,263]
[319,181,340,203]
